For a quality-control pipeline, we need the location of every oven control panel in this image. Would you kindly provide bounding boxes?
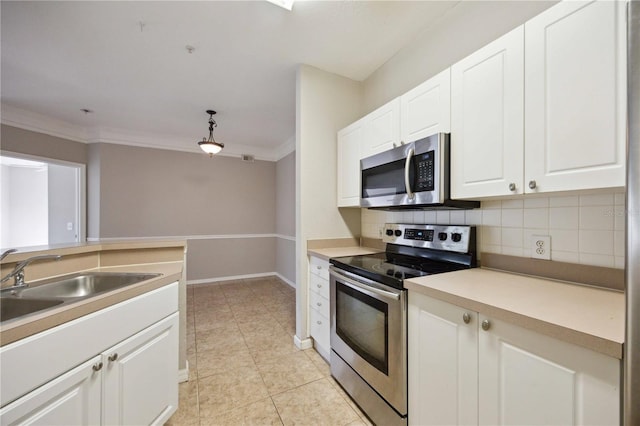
[382,223,474,253]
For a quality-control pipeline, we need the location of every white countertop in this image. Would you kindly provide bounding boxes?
[406,268,625,359]
[307,246,382,261]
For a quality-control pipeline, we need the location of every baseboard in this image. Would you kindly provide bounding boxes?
[178,361,189,383]
[294,335,313,350]
[188,272,296,288]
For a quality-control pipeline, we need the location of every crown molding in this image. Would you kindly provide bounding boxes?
[1,104,295,162]
[1,104,90,143]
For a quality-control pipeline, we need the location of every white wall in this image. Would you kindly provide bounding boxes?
[48,164,78,245]
[295,64,363,344]
[0,164,49,247]
[363,1,557,112]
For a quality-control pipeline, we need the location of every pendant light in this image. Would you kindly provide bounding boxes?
[197,110,224,157]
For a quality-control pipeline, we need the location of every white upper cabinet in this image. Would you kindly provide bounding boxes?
[362,98,401,158]
[337,119,364,207]
[451,0,626,199]
[524,0,626,193]
[400,68,451,143]
[451,26,525,198]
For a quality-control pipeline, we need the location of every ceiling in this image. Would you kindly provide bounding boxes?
[1,1,459,160]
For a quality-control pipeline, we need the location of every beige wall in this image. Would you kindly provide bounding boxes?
[1,124,87,165]
[295,64,363,343]
[363,1,557,112]
[276,152,296,285]
[88,142,279,282]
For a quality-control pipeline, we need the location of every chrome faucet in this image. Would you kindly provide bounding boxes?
[1,254,62,289]
[0,249,18,261]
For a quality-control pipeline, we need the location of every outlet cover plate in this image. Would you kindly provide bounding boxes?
[531,235,551,260]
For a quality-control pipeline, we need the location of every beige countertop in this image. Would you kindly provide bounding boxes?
[1,241,186,346]
[307,246,382,261]
[406,268,625,359]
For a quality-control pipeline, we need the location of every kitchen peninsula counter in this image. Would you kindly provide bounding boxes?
[406,268,624,359]
[0,240,186,346]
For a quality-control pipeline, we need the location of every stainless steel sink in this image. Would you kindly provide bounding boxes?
[0,272,162,324]
[1,297,64,323]
[18,272,162,299]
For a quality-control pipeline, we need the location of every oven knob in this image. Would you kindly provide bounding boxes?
[438,232,448,241]
[394,230,402,237]
[394,271,403,279]
[452,233,462,243]
[386,269,394,276]
[386,229,394,236]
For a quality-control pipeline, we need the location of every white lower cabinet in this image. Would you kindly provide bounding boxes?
[0,283,179,426]
[0,356,102,426]
[309,256,331,360]
[408,292,620,426]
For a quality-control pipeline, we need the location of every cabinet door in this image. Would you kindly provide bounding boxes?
[337,119,363,207]
[478,315,619,426]
[524,0,626,193]
[362,98,401,158]
[408,293,478,426]
[400,68,451,143]
[309,308,330,361]
[0,356,102,426]
[102,313,178,426]
[451,26,525,199]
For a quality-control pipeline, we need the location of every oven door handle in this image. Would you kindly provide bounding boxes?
[404,147,415,200]
[329,267,400,301]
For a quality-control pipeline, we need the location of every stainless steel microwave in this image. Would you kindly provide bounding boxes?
[360,133,479,210]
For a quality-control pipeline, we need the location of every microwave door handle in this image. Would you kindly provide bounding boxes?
[404,147,415,200]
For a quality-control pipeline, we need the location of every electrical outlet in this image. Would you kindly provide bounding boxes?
[531,235,551,260]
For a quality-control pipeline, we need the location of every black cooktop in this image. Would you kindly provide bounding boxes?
[330,247,474,290]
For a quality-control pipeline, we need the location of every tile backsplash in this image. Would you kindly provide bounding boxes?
[361,190,626,269]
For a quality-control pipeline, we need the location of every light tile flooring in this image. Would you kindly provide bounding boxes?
[167,277,372,426]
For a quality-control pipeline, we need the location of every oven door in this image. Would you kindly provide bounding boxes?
[329,267,407,415]
[360,133,448,209]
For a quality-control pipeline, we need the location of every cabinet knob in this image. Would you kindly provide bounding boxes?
[108,353,119,362]
[508,182,516,191]
[316,302,322,307]
[317,284,322,289]
[92,362,104,372]
[317,320,322,325]
[316,265,321,270]
[528,180,537,190]
[462,313,471,324]
[393,142,398,148]
[481,319,491,331]
[400,141,405,145]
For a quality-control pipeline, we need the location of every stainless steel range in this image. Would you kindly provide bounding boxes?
[329,223,477,426]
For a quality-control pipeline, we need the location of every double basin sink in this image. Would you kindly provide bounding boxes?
[0,272,162,324]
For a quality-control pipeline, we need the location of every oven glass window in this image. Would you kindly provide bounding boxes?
[335,281,388,375]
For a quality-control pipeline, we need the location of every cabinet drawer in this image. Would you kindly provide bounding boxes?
[309,290,330,319]
[310,309,330,353]
[309,273,330,300]
[309,256,330,281]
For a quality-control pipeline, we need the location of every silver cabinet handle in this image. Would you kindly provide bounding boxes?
[108,353,118,362]
[509,182,516,191]
[481,319,491,331]
[463,313,471,324]
[404,147,415,200]
[528,180,537,190]
[92,362,103,372]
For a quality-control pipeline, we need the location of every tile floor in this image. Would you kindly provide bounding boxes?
[166,276,372,426]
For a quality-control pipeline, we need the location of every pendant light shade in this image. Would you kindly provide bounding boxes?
[198,110,224,157]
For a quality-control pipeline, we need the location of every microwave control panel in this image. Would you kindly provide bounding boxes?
[415,151,435,191]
